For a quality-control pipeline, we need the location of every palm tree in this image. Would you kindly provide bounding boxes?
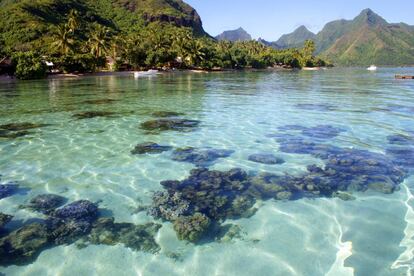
[89,25,110,58]
[67,9,80,33]
[52,24,74,54]
[186,39,205,67]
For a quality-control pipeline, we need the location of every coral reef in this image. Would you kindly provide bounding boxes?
[0,183,18,200]
[0,213,12,230]
[173,213,211,242]
[171,147,234,167]
[88,217,161,253]
[26,194,67,214]
[295,104,336,111]
[151,111,185,118]
[82,99,117,105]
[0,198,162,266]
[140,118,200,132]
[131,142,172,155]
[149,168,256,242]
[248,153,285,165]
[72,111,116,119]
[0,223,49,266]
[0,123,50,131]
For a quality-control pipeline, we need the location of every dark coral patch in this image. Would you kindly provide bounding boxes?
[149,168,256,242]
[171,147,234,167]
[0,223,49,266]
[248,154,285,165]
[131,142,172,155]
[387,147,414,170]
[387,134,414,146]
[82,99,118,105]
[88,217,161,253]
[0,199,162,266]
[151,111,185,118]
[72,111,116,119]
[0,183,19,200]
[0,123,50,131]
[140,119,200,132]
[301,125,345,139]
[0,213,12,229]
[26,194,67,214]
[0,130,31,139]
[295,104,336,111]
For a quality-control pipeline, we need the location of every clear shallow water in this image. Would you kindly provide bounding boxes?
[0,68,414,275]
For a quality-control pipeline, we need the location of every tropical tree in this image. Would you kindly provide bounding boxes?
[52,24,74,54]
[89,25,111,58]
[186,39,205,67]
[67,9,80,33]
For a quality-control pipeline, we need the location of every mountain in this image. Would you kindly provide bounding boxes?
[276,25,316,49]
[216,27,252,42]
[257,38,280,49]
[0,0,207,51]
[316,9,414,65]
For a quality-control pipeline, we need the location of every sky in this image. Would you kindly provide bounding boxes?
[185,0,414,41]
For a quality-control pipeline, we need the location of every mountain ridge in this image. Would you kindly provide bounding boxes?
[215,27,252,42]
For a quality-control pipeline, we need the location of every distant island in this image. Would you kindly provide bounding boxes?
[218,9,414,66]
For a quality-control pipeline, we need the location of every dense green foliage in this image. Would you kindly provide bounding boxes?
[0,0,326,79]
[11,52,48,80]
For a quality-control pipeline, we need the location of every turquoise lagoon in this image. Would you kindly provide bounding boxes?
[1,68,414,275]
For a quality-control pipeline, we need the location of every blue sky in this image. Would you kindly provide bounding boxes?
[185,0,414,41]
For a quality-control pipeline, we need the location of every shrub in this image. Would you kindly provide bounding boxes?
[11,52,47,80]
[56,54,105,73]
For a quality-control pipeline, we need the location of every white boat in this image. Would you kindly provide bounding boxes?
[367,65,377,71]
[133,70,159,78]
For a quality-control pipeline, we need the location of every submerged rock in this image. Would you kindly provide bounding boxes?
[295,103,336,111]
[248,153,285,165]
[131,142,172,155]
[0,213,12,229]
[0,183,18,200]
[88,217,161,253]
[0,223,49,266]
[149,168,255,242]
[82,99,117,105]
[72,111,116,119]
[173,213,211,243]
[48,200,99,244]
[301,125,345,139]
[51,200,98,221]
[140,118,200,132]
[0,129,31,139]
[151,111,185,118]
[386,147,414,170]
[26,194,67,214]
[171,147,234,167]
[147,191,192,221]
[0,123,50,131]
[387,134,414,146]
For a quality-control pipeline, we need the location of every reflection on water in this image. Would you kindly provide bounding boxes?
[1,68,414,275]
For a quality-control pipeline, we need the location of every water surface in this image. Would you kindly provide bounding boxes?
[1,68,414,275]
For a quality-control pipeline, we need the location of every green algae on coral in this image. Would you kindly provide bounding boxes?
[0,123,50,131]
[72,111,117,119]
[88,217,161,253]
[173,213,211,243]
[140,118,200,132]
[151,111,185,118]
